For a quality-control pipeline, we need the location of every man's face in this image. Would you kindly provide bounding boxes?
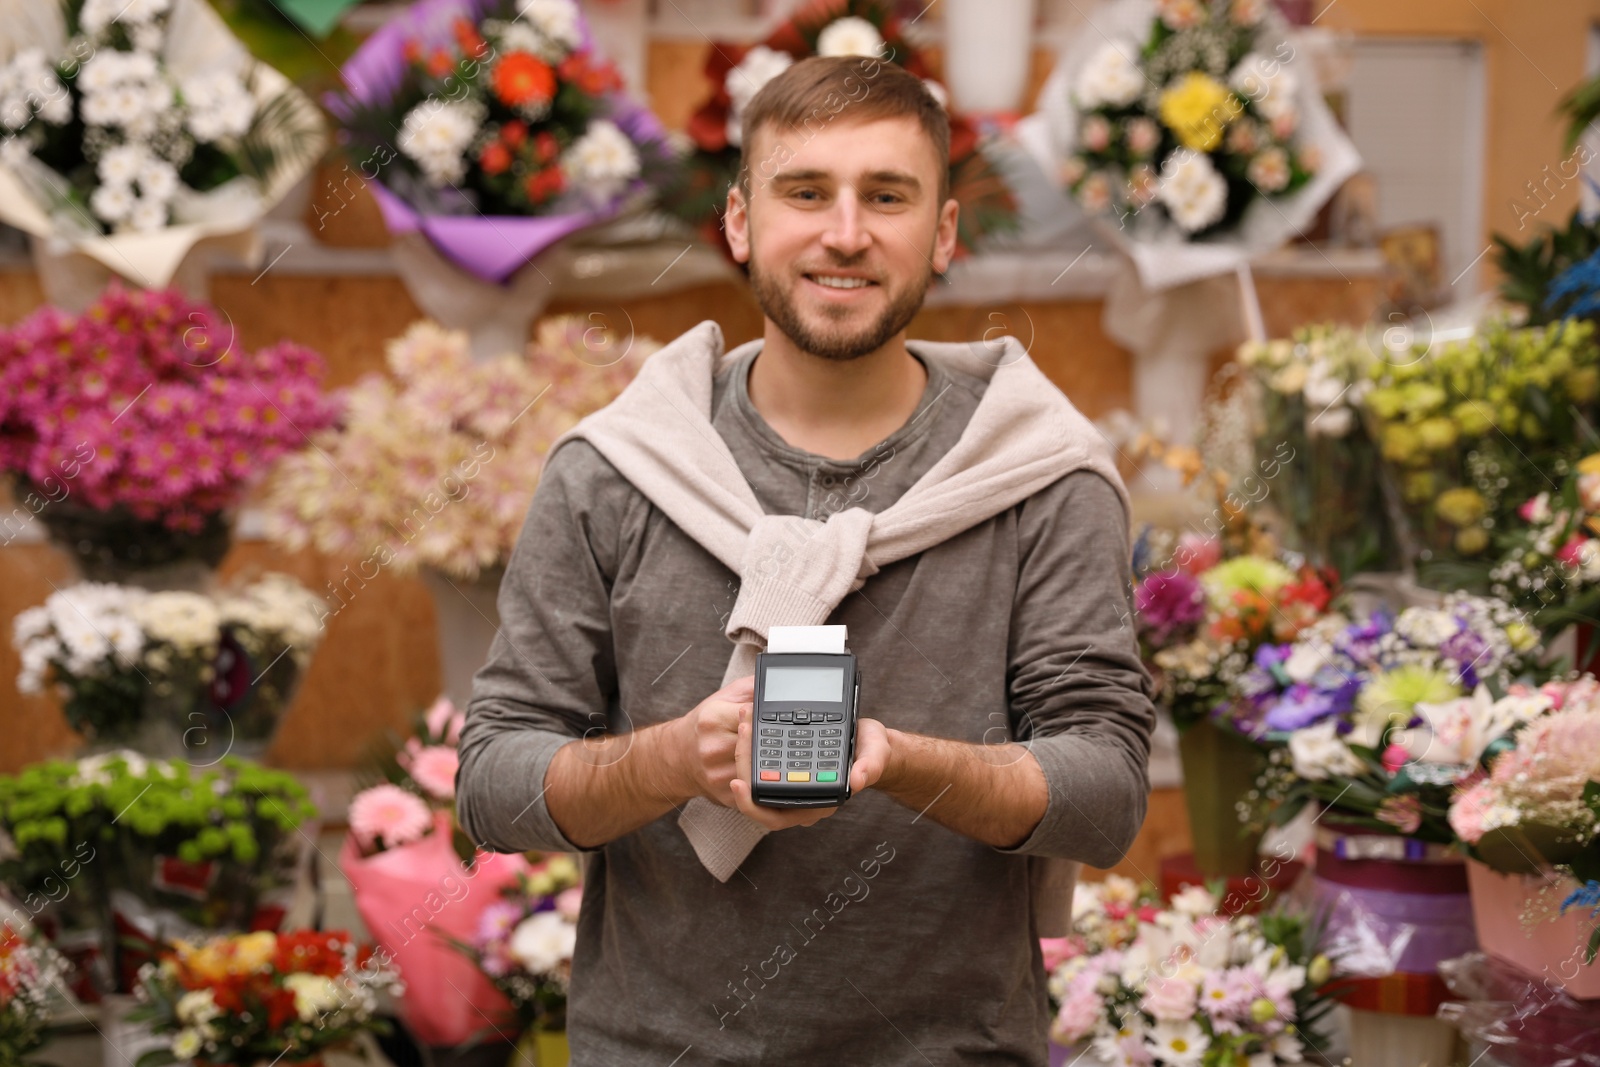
[726,114,959,361]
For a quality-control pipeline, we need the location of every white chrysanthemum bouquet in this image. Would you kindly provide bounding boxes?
[0,0,321,241]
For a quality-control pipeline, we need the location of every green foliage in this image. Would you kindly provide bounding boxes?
[1493,208,1600,326]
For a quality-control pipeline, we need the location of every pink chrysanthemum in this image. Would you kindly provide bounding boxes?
[348,784,432,851]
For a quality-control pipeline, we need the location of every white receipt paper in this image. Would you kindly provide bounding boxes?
[767,625,847,654]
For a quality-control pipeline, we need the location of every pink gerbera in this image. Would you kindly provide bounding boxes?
[400,742,460,800]
[348,784,432,851]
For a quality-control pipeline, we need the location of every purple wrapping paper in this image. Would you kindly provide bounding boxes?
[333,0,669,283]
[1311,875,1479,977]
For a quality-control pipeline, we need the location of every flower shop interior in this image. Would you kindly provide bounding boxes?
[4,0,1600,1065]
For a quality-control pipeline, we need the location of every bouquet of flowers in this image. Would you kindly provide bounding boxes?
[130,929,400,1066]
[1449,675,1600,878]
[331,0,672,282]
[0,0,322,286]
[263,316,651,581]
[0,922,71,1064]
[1241,595,1547,843]
[1046,883,1335,1065]
[12,575,327,753]
[0,286,335,568]
[1040,874,1164,973]
[465,856,582,1032]
[662,0,1018,259]
[1360,317,1600,579]
[1237,324,1403,577]
[1137,536,1337,731]
[1020,0,1359,290]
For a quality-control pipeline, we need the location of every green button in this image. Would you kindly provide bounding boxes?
[817,771,838,782]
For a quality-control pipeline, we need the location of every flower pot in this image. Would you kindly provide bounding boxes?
[1345,1006,1460,1067]
[1468,860,1600,999]
[1175,718,1265,878]
[30,487,233,592]
[510,1028,570,1067]
[98,992,169,1067]
[420,567,504,709]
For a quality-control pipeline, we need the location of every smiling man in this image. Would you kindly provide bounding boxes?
[456,56,1155,1065]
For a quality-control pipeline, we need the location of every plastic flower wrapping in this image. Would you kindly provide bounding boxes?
[463,856,582,1032]
[1236,324,1404,577]
[1359,316,1600,579]
[1239,594,1551,843]
[11,574,327,750]
[0,285,337,534]
[661,0,1018,259]
[130,929,400,1066]
[0,922,70,1063]
[1044,882,1335,1066]
[330,0,672,282]
[1018,0,1360,289]
[262,316,654,582]
[346,695,467,858]
[0,0,323,286]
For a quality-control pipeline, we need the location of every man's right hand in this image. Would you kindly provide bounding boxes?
[670,675,840,831]
[671,675,756,808]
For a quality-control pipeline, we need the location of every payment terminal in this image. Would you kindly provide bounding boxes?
[749,625,860,808]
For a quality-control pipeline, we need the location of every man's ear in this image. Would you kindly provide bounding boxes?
[725,183,751,265]
[931,194,959,276]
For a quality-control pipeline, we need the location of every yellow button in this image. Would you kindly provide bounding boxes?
[786,771,811,782]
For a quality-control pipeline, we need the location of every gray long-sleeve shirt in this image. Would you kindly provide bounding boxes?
[455,337,1156,1065]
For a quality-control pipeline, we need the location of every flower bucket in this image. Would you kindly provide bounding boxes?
[1468,860,1600,1000]
[420,567,504,710]
[1311,828,1475,1065]
[1175,717,1265,878]
[510,1028,570,1067]
[339,811,529,1047]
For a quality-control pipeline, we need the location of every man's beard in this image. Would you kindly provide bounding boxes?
[747,245,932,362]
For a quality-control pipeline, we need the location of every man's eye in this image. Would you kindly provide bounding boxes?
[791,188,822,201]
[871,192,904,205]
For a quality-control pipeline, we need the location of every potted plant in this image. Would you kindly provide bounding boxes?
[1449,673,1600,997]
[0,286,337,589]
[1242,593,1552,1064]
[261,318,650,706]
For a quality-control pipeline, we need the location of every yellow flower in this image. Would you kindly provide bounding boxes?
[1158,72,1240,152]
[1568,366,1600,404]
[1402,470,1435,504]
[1415,417,1458,453]
[1452,400,1495,437]
[1436,487,1487,527]
[1454,526,1489,555]
[1381,424,1422,465]
[1578,453,1600,477]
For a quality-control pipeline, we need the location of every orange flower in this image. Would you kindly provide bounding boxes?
[427,48,454,78]
[492,53,556,108]
[479,142,512,175]
[452,17,487,60]
[533,131,559,164]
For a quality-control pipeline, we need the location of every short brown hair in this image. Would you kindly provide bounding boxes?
[737,54,950,205]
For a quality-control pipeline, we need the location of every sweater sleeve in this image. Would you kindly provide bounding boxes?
[992,469,1156,868]
[454,439,637,855]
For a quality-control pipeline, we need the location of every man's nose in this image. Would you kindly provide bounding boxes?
[820,185,872,258]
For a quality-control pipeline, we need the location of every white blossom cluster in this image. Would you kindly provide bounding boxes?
[561,118,640,205]
[11,575,326,697]
[0,0,259,234]
[398,98,487,186]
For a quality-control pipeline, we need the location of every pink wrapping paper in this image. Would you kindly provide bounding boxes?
[339,811,529,1046]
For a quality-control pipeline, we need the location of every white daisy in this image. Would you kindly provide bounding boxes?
[725,45,794,147]
[515,0,583,60]
[90,181,136,222]
[561,118,640,204]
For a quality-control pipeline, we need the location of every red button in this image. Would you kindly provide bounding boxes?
[759,770,780,781]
